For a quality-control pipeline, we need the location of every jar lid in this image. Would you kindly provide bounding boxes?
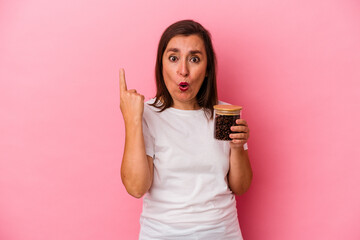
[214,104,242,111]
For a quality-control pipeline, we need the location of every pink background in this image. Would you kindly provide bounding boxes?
[1,0,360,239]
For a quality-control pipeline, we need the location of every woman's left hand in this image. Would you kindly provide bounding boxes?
[229,119,250,148]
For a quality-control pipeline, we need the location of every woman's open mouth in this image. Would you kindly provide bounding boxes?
[179,82,189,91]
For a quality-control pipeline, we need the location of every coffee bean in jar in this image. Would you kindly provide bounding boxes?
[214,105,242,141]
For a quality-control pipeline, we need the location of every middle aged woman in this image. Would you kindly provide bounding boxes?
[119,19,252,240]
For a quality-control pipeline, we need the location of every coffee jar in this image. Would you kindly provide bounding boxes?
[213,105,242,141]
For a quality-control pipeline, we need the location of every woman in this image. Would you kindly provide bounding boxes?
[119,20,252,240]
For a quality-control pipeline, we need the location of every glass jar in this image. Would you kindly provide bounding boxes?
[214,105,242,141]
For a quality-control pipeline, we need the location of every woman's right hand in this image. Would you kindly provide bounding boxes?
[119,68,153,198]
[119,68,144,124]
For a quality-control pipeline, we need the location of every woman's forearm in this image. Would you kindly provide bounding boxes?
[121,119,153,198]
[228,147,253,196]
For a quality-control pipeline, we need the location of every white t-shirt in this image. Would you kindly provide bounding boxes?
[139,99,247,240]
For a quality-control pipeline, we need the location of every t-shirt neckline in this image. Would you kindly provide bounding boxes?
[167,106,205,116]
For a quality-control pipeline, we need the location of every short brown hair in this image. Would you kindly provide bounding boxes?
[151,19,218,118]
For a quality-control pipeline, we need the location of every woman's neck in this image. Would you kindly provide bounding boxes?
[171,100,201,110]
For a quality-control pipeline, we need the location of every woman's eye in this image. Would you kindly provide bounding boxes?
[169,56,178,62]
[190,57,200,63]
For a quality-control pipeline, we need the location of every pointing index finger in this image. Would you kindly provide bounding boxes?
[119,68,128,92]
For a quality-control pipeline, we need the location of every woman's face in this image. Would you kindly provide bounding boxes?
[162,34,207,110]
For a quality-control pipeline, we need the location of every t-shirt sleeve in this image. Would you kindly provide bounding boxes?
[243,142,248,150]
[142,117,155,159]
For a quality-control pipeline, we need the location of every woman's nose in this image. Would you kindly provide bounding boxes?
[177,59,189,77]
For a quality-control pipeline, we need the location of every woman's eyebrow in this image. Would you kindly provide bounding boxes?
[166,48,179,53]
[189,50,202,55]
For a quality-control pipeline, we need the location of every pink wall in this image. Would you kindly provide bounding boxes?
[1,0,359,239]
